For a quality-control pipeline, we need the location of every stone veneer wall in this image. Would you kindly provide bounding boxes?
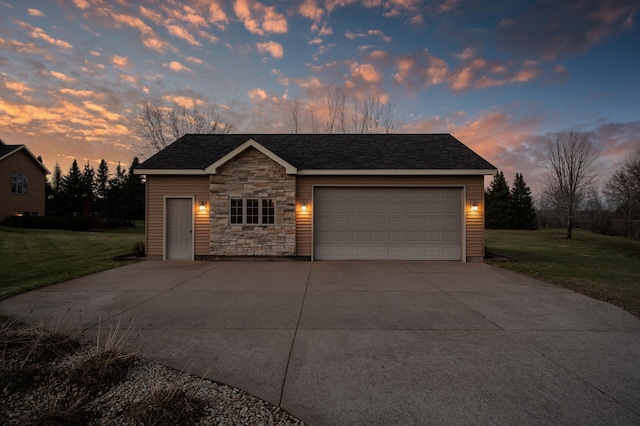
[209,147,296,256]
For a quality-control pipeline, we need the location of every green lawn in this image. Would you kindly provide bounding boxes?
[0,225,144,300]
[485,228,640,317]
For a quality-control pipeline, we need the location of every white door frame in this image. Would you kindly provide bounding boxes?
[163,196,195,261]
[311,185,466,262]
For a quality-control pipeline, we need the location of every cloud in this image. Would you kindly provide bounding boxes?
[27,8,45,17]
[496,0,638,60]
[299,0,323,21]
[82,101,123,121]
[111,55,129,68]
[71,0,89,10]
[234,0,288,36]
[15,21,73,49]
[350,62,382,83]
[391,49,544,92]
[345,29,391,42]
[256,40,283,58]
[248,87,267,102]
[50,70,75,82]
[162,95,204,108]
[95,8,170,53]
[139,6,163,25]
[163,61,192,72]
[166,24,201,46]
[60,88,103,99]
[186,56,203,64]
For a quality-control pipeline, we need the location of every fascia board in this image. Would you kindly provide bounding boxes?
[296,169,497,176]
[204,138,297,174]
[134,169,205,175]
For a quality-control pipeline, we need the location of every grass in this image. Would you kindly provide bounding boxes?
[485,228,640,317]
[0,224,144,300]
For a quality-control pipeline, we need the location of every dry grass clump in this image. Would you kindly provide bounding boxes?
[127,371,205,425]
[31,390,94,426]
[1,317,81,394]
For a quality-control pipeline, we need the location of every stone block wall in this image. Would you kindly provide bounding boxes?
[209,147,296,256]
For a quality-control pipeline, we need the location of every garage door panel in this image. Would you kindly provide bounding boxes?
[314,187,462,260]
[371,204,386,215]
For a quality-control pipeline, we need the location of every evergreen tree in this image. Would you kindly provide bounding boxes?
[105,162,127,224]
[62,159,83,216]
[485,171,511,229]
[81,161,95,214]
[96,159,109,200]
[125,157,145,221]
[510,173,537,230]
[47,162,64,215]
[95,159,109,216]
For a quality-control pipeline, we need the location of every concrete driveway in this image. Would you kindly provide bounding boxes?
[2,260,640,425]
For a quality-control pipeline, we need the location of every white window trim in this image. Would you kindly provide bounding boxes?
[229,198,276,225]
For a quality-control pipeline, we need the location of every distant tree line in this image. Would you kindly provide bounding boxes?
[41,157,144,229]
[485,171,537,230]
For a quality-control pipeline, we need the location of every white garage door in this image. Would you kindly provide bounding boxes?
[314,187,462,260]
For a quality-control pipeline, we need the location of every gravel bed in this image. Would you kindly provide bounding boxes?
[1,322,304,425]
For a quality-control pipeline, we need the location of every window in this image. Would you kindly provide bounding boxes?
[229,198,275,225]
[11,172,28,194]
[262,199,275,224]
[230,198,243,224]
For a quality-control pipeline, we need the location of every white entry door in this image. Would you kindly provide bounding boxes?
[166,198,193,260]
[314,187,462,260]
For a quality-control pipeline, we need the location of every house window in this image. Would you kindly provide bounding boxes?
[229,198,276,225]
[262,199,275,224]
[230,198,243,224]
[11,172,28,194]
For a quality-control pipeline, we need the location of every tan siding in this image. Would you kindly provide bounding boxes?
[145,176,210,258]
[296,175,486,261]
[0,149,47,219]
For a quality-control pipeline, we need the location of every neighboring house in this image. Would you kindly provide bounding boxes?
[0,138,49,219]
[135,134,496,262]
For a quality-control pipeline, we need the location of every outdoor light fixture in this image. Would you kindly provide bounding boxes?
[471,202,479,211]
[301,202,307,212]
[199,201,206,211]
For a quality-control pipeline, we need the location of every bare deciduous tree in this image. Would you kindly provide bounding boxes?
[298,89,402,134]
[604,148,640,238]
[131,100,234,156]
[351,93,402,134]
[542,129,599,238]
[287,96,301,134]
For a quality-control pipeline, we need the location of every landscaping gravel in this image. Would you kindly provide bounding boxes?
[1,322,304,425]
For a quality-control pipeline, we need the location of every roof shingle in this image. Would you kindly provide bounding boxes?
[137,134,496,171]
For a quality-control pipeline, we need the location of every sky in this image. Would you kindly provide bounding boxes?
[0,0,639,195]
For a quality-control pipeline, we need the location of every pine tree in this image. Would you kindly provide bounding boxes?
[95,159,109,217]
[125,157,145,221]
[485,171,511,229]
[62,159,83,216]
[510,173,537,230]
[81,162,95,215]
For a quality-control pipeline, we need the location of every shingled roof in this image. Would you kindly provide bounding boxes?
[0,144,50,174]
[136,134,496,174]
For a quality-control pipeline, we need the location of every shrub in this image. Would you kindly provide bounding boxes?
[133,241,145,257]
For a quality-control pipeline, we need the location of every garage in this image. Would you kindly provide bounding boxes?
[313,187,463,260]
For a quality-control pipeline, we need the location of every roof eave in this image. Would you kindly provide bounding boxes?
[134,169,206,175]
[0,145,50,174]
[296,169,498,176]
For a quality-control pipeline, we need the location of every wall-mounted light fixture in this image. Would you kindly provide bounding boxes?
[301,202,307,212]
[199,201,206,211]
[471,201,479,211]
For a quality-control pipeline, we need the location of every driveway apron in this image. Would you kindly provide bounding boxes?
[2,260,640,425]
